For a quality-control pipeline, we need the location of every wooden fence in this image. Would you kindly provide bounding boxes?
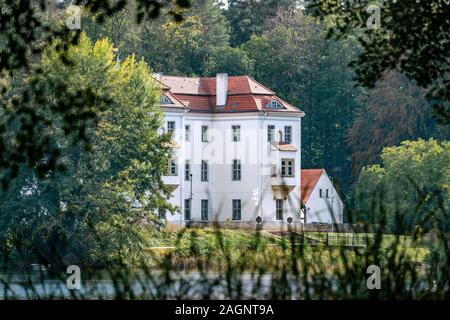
[324,233,374,247]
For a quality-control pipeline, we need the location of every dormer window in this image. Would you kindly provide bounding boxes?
[266,100,283,109]
[160,95,173,104]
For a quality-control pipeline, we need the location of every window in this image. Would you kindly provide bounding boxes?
[185,125,190,141]
[184,199,191,220]
[202,125,209,142]
[201,200,208,220]
[232,125,240,142]
[284,126,292,143]
[267,125,275,142]
[281,159,294,177]
[232,159,241,181]
[185,160,191,181]
[158,208,166,219]
[319,189,323,198]
[266,100,283,109]
[160,95,173,104]
[326,189,329,198]
[201,160,208,181]
[232,199,241,220]
[167,121,175,134]
[276,199,283,220]
[168,159,177,176]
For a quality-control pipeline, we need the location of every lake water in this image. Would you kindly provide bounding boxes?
[0,271,438,299]
[0,271,279,299]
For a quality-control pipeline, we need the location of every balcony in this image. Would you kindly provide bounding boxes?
[271,172,296,200]
[163,175,180,193]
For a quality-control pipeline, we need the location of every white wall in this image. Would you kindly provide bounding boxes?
[161,109,185,226]
[161,109,303,229]
[304,173,343,224]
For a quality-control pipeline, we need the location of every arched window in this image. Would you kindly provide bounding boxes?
[266,100,283,109]
[160,95,173,104]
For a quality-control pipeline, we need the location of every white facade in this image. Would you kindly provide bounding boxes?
[157,74,308,229]
[162,109,303,229]
[303,171,344,224]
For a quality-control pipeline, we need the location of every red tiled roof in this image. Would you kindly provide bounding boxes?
[301,169,324,204]
[160,75,303,114]
[161,75,275,95]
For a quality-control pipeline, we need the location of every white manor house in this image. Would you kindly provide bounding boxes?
[157,73,343,230]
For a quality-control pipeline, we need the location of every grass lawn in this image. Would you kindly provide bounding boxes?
[303,231,430,262]
[147,228,276,247]
[144,228,431,269]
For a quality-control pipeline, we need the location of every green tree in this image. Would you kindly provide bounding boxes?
[82,2,143,59]
[0,0,190,187]
[354,139,450,232]
[348,72,450,176]
[203,46,254,76]
[0,34,173,269]
[225,0,298,46]
[310,0,450,124]
[139,0,230,75]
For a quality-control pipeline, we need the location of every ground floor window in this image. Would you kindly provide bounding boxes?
[232,199,241,220]
[276,199,283,220]
[201,199,208,220]
[184,199,191,220]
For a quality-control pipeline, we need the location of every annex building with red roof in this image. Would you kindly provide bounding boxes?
[301,169,344,224]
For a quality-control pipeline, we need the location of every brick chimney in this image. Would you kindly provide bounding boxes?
[216,73,228,106]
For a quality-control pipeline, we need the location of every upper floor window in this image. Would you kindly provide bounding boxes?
[167,121,175,134]
[284,126,292,143]
[167,158,177,176]
[319,189,330,198]
[232,125,240,142]
[232,159,241,181]
[281,159,294,177]
[201,160,208,181]
[202,125,209,142]
[232,199,241,220]
[160,95,173,104]
[276,199,283,220]
[267,125,275,142]
[185,160,191,181]
[185,125,190,141]
[266,100,283,109]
